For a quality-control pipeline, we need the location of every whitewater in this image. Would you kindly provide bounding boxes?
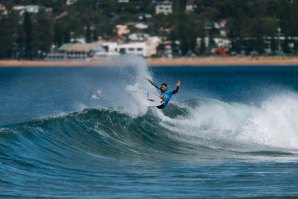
[1,56,298,198]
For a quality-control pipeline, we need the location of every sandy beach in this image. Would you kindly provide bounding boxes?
[1,56,298,67]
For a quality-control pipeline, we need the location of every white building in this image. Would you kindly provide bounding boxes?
[13,5,40,14]
[118,0,129,3]
[116,37,161,57]
[47,37,161,60]
[156,1,172,15]
[102,42,119,56]
[117,42,150,57]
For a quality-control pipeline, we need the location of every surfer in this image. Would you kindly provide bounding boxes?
[144,78,180,109]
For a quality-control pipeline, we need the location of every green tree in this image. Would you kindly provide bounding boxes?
[54,20,70,47]
[85,24,92,43]
[0,12,18,58]
[170,13,196,55]
[23,12,33,59]
[35,11,54,57]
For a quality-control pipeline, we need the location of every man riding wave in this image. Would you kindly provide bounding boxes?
[144,78,181,109]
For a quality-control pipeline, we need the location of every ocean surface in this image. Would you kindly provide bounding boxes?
[1,56,298,198]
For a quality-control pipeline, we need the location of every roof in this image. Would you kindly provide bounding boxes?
[156,1,172,6]
[117,42,146,48]
[58,43,106,52]
[71,44,91,51]
[58,44,75,51]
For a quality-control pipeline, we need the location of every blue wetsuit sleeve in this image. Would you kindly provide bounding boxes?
[147,79,160,90]
[171,86,179,94]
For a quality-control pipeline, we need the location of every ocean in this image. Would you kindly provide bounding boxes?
[1,56,298,198]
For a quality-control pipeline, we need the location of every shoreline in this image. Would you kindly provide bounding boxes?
[1,56,298,67]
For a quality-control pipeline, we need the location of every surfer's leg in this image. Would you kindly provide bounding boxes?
[156,104,166,109]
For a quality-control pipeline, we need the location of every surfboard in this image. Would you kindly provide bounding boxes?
[128,89,163,107]
[89,90,102,100]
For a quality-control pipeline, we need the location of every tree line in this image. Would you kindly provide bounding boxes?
[1,0,298,59]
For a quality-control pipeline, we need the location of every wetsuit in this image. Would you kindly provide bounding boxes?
[147,79,179,109]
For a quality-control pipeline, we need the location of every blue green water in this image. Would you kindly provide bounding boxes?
[1,57,298,198]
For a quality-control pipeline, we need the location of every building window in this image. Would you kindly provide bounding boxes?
[119,48,126,54]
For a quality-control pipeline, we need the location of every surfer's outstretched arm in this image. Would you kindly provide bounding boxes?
[172,86,179,94]
[144,78,160,89]
[172,80,180,94]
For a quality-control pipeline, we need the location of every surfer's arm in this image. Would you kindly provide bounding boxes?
[172,80,180,94]
[172,86,179,94]
[145,78,160,89]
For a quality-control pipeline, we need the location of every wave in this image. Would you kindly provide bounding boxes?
[1,92,298,167]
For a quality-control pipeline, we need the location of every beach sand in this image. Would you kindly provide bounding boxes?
[1,56,298,67]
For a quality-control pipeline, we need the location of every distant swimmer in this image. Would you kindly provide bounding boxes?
[144,78,180,109]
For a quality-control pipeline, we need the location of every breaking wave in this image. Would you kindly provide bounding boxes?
[1,92,298,168]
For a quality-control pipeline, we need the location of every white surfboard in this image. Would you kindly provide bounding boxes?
[128,89,163,107]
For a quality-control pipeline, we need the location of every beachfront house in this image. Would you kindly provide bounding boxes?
[155,1,172,15]
[117,42,149,57]
[46,35,161,60]
[101,42,120,56]
[116,36,161,57]
[46,43,108,60]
